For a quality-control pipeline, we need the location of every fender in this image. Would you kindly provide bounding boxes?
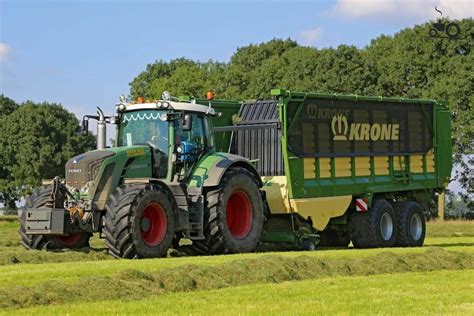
[188,152,262,190]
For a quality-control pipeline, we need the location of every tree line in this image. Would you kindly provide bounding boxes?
[130,18,473,209]
[0,96,95,209]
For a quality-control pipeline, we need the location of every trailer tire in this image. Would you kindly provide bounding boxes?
[319,229,351,247]
[395,201,426,247]
[19,186,90,250]
[194,167,264,255]
[350,199,397,248]
[104,184,175,259]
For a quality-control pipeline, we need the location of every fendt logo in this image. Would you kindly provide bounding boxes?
[68,169,82,173]
[331,115,400,141]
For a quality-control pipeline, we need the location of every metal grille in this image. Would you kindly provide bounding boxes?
[231,100,284,176]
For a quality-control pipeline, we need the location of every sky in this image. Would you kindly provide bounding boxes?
[0,0,473,195]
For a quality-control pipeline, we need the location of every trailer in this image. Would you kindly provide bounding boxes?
[207,89,452,248]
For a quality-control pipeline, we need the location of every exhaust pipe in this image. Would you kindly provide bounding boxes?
[97,107,106,150]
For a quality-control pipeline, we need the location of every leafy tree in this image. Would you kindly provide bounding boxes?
[0,94,18,116]
[0,100,96,208]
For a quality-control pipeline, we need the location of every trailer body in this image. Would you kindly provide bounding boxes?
[209,89,451,240]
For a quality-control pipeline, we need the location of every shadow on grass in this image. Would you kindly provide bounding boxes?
[427,242,474,248]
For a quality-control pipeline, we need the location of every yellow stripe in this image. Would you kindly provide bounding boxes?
[335,157,351,177]
[426,150,435,173]
[303,158,315,179]
[319,157,331,178]
[374,156,389,175]
[410,155,424,173]
[355,157,371,176]
[393,156,406,171]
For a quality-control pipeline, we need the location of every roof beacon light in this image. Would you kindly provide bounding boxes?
[206,90,215,100]
[162,91,171,101]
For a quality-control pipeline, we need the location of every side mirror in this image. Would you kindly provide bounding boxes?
[182,114,192,131]
[81,119,89,134]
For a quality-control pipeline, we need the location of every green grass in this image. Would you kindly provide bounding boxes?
[0,247,472,309]
[2,269,473,315]
[0,219,472,266]
[0,218,472,314]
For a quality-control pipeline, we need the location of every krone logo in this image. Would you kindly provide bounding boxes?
[307,104,318,118]
[331,114,348,140]
[331,114,400,141]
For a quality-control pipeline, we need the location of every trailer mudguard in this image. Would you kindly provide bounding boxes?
[188,152,262,190]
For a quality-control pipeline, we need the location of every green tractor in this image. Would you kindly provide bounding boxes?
[20,89,452,258]
[20,93,265,258]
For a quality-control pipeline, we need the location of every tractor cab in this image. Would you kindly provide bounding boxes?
[113,92,217,181]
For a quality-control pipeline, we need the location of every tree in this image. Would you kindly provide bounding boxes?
[0,100,96,208]
[0,94,18,116]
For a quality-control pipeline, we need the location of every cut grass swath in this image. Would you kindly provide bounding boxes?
[0,247,472,310]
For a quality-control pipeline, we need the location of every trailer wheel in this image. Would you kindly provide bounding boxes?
[195,167,264,254]
[104,184,175,258]
[319,229,351,247]
[395,201,426,247]
[350,199,397,248]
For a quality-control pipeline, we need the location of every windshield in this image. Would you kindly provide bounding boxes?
[117,110,169,152]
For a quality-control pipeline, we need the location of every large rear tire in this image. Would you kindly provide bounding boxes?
[395,201,426,247]
[193,167,264,255]
[19,186,90,250]
[350,199,397,248]
[104,184,175,259]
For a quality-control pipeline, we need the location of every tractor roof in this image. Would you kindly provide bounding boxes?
[118,100,216,115]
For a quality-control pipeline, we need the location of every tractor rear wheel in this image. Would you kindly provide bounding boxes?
[350,199,397,248]
[19,186,90,250]
[395,201,426,247]
[194,167,264,255]
[104,184,175,259]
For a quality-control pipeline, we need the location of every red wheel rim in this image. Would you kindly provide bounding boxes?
[226,190,253,239]
[57,233,83,247]
[141,203,167,246]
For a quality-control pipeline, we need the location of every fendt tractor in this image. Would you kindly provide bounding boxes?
[19,89,452,258]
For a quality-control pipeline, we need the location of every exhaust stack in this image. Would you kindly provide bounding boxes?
[97,107,106,150]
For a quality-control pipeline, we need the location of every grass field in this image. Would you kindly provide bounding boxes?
[0,218,473,314]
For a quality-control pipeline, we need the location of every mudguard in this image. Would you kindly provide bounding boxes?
[188,152,262,191]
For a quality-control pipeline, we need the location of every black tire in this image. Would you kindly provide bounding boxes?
[104,184,175,259]
[301,239,316,251]
[318,229,351,247]
[395,201,426,247]
[350,199,397,248]
[193,167,264,255]
[446,23,461,38]
[19,186,90,250]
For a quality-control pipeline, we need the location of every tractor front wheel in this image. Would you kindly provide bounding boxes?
[104,184,175,259]
[19,186,90,250]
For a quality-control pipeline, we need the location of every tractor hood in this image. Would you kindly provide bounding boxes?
[65,150,116,188]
